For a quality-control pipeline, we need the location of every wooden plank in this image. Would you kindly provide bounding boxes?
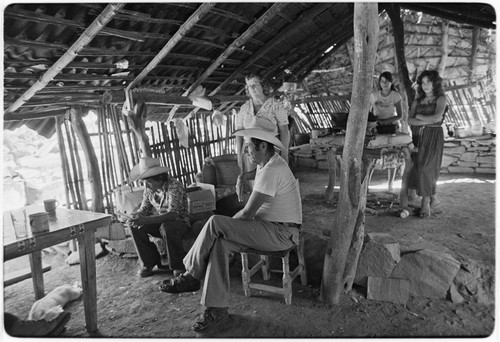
[4,264,51,287]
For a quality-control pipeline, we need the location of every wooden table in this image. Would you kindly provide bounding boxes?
[4,205,112,332]
[312,133,413,206]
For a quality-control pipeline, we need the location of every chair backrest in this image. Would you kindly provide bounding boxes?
[212,154,240,186]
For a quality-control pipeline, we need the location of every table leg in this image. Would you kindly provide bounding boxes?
[325,148,337,203]
[78,229,98,332]
[399,146,412,209]
[29,251,45,299]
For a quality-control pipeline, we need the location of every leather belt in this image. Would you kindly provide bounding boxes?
[275,222,302,229]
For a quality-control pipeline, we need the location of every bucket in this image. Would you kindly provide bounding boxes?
[470,124,484,136]
[455,126,471,138]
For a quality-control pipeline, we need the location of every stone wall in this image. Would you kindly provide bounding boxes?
[291,135,496,175]
[441,135,496,175]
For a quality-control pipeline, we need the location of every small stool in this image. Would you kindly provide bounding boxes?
[240,234,307,305]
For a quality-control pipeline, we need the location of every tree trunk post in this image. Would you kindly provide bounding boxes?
[320,2,379,305]
[127,100,152,158]
[70,106,105,213]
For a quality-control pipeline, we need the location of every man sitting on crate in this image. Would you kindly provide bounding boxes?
[128,157,191,278]
[160,117,302,332]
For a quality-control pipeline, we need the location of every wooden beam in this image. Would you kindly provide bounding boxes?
[470,27,480,82]
[211,3,332,95]
[126,3,215,91]
[5,7,145,42]
[438,20,450,75]
[5,4,124,114]
[70,107,105,213]
[166,2,288,122]
[106,91,248,106]
[320,2,379,305]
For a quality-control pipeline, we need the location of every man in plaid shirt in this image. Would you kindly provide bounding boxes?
[129,157,191,278]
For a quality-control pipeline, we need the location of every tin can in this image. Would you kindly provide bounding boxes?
[29,212,50,234]
[400,209,409,219]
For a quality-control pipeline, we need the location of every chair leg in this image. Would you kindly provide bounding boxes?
[281,254,292,305]
[260,255,270,281]
[240,253,251,297]
[297,239,308,286]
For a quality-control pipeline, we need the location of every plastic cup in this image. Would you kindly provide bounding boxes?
[10,209,28,239]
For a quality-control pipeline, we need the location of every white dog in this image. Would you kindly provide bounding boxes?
[28,282,83,321]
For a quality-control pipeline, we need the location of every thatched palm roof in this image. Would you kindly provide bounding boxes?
[3,2,496,137]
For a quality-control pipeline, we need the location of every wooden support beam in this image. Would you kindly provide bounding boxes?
[126,3,215,91]
[70,107,105,213]
[167,2,287,122]
[438,20,450,76]
[470,27,480,82]
[106,91,248,106]
[320,2,379,305]
[5,4,124,114]
[211,3,332,95]
[5,7,145,42]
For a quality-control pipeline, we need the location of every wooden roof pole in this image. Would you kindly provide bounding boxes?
[5,3,124,114]
[125,3,215,92]
[166,2,287,122]
[210,3,333,96]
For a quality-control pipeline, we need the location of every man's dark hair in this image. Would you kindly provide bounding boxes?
[250,137,275,154]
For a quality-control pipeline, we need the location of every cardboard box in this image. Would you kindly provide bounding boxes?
[187,183,215,214]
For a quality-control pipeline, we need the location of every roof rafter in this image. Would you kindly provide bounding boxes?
[211,3,333,95]
[166,2,290,122]
[126,3,216,91]
[5,3,125,114]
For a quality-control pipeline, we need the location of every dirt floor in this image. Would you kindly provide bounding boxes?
[2,167,496,338]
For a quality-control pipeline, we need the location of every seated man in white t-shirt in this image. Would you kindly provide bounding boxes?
[159,117,302,332]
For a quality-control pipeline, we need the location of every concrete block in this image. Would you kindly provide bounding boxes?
[391,249,460,299]
[367,277,410,304]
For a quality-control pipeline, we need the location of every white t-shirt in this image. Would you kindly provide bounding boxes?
[253,153,302,224]
[370,90,402,120]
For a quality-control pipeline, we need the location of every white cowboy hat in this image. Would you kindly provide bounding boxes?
[233,116,285,151]
[130,157,170,182]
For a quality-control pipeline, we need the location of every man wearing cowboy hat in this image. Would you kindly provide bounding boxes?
[160,117,302,332]
[128,157,191,278]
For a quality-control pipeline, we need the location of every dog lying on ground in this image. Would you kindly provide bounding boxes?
[28,282,82,321]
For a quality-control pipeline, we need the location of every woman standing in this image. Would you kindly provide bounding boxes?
[408,70,447,217]
[370,71,404,192]
[235,74,289,174]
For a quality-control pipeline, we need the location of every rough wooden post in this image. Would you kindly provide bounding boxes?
[127,100,152,157]
[386,4,414,107]
[70,106,105,213]
[320,2,379,305]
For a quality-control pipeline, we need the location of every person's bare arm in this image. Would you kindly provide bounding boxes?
[232,190,270,220]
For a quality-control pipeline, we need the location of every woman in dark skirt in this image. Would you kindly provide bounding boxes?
[408,70,447,217]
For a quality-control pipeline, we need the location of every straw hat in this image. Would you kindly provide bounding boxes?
[233,116,285,151]
[130,157,169,182]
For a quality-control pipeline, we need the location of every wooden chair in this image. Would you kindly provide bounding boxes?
[240,233,307,305]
